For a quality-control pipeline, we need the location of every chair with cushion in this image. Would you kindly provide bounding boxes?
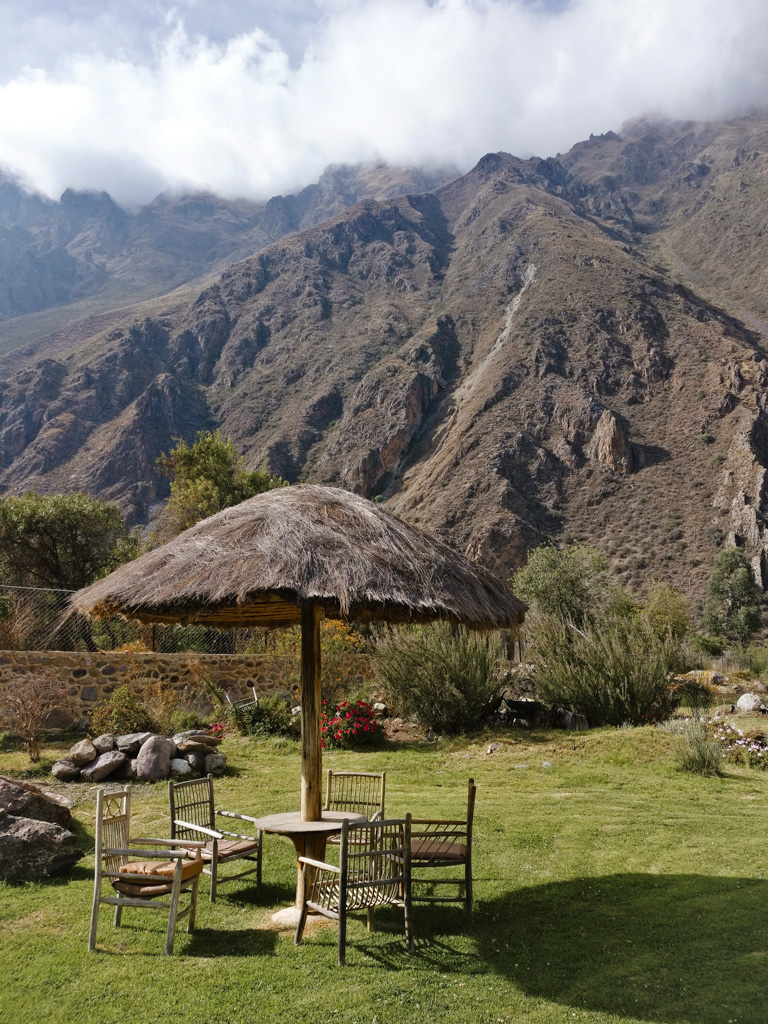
[409,777,476,919]
[294,815,413,965]
[168,773,263,902]
[324,770,386,844]
[89,785,205,955]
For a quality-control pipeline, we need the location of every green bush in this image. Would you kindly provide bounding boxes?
[676,721,724,776]
[527,616,682,727]
[231,695,292,737]
[90,685,154,735]
[670,677,716,719]
[372,622,505,735]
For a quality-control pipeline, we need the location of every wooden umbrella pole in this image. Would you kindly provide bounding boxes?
[300,603,323,821]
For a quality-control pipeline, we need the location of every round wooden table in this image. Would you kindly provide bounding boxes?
[250,810,367,926]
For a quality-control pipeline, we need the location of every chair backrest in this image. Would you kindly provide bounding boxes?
[169,774,215,840]
[325,770,386,819]
[95,786,131,874]
[308,817,410,913]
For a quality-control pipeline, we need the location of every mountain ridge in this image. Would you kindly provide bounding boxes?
[3,117,768,601]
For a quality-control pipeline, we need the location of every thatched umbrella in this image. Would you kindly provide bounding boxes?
[71,485,525,820]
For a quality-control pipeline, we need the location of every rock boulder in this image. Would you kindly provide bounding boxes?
[0,813,84,880]
[0,776,73,828]
[136,736,175,781]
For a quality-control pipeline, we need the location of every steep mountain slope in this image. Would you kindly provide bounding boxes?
[0,162,457,361]
[3,120,768,600]
[559,116,768,329]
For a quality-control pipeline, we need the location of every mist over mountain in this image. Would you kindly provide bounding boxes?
[3,115,768,602]
[1,0,767,206]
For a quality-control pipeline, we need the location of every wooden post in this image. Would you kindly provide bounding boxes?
[300,603,322,821]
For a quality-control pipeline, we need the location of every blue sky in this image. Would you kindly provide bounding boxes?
[0,0,765,206]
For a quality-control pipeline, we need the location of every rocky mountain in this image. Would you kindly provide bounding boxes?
[3,117,768,601]
[0,162,457,351]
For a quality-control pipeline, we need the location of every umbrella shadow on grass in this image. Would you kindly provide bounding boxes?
[475,873,768,1024]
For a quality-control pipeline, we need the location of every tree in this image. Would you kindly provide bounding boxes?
[511,543,630,627]
[641,580,691,641]
[702,547,762,646]
[157,430,286,537]
[0,492,139,590]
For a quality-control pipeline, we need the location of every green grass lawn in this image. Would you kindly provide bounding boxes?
[1,726,767,1024]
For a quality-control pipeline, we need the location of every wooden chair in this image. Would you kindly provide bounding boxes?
[324,769,386,844]
[89,785,205,955]
[410,778,476,919]
[168,773,263,901]
[295,815,413,965]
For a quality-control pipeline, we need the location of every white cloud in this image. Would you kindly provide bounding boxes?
[0,0,766,206]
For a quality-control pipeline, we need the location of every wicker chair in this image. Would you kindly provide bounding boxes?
[409,778,476,919]
[168,774,263,902]
[324,769,386,844]
[294,815,413,965]
[89,785,205,955]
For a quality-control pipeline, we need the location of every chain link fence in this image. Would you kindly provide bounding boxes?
[0,585,263,654]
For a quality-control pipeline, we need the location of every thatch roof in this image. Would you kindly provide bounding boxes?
[70,485,525,630]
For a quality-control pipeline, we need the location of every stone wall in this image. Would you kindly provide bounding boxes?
[0,650,372,733]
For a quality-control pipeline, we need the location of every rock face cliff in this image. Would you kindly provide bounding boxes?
[3,119,768,600]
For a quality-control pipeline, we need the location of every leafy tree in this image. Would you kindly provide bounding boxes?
[511,543,629,627]
[157,430,286,537]
[702,547,762,646]
[641,580,691,641]
[0,492,139,590]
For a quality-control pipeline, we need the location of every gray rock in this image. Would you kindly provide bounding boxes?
[204,751,227,776]
[176,738,218,754]
[69,738,98,766]
[0,813,84,880]
[136,736,175,781]
[92,734,115,753]
[116,732,153,755]
[735,693,768,714]
[184,751,207,774]
[173,731,222,747]
[51,758,82,782]
[373,702,389,717]
[170,758,193,777]
[80,750,126,783]
[486,743,501,754]
[0,776,73,828]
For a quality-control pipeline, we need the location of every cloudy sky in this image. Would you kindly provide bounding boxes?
[0,0,766,207]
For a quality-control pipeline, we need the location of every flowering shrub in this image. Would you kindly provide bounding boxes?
[321,699,384,750]
[712,719,768,768]
[205,722,225,740]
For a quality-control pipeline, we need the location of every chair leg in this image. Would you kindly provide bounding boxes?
[366,907,374,932]
[257,831,263,888]
[210,844,219,902]
[188,875,200,933]
[294,898,309,946]
[114,905,123,928]
[88,886,100,951]
[465,858,473,920]
[338,905,347,967]
[165,872,183,955]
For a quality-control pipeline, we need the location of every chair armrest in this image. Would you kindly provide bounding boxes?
[170,819,222,840]
[297,855,339,874]
[369,810,383,821]
[217,810,262,826]
[410,818,466,826]
[107,846,195,859]
[132,837,208,850]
